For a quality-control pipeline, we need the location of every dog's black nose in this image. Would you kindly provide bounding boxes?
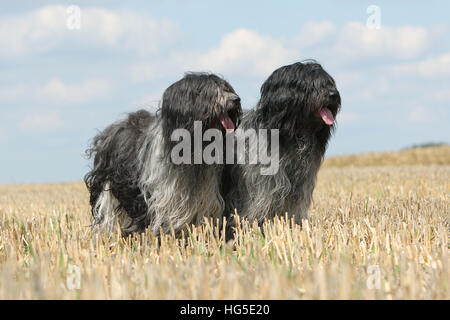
[231,95,241,102]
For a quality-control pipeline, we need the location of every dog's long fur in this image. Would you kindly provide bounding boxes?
[85,73,241,236]
[224,61,341,230]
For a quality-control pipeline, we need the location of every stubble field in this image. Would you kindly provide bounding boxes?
[0,146,448,299]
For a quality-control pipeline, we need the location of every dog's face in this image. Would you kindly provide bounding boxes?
[161,73,242,135]
[215,83,242,134]
[258,61,341,136]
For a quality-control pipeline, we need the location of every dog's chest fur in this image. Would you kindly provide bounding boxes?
[139,122,225,235]
[281,138,322,222]
[229,120,324,224]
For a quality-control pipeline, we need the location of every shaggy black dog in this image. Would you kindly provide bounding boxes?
[224,61,341,233]
[85,73,241,237]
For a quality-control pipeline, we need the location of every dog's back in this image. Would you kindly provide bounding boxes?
[84,110,155,234]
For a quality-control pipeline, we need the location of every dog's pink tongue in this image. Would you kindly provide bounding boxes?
[220,115,235,133]
[319,108,334,125]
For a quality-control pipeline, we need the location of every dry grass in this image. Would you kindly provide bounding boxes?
[0,148,448,299]
[323,145,450,167]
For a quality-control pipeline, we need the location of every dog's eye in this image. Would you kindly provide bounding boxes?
[329,91,339,98]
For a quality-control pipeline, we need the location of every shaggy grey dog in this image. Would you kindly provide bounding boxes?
[224,61,341,233]
[85,73,241,236]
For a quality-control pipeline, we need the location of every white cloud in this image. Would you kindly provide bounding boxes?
[20,111,63,132]
[0,78,112,104]
[391,53,450,78]
[197,28,297,76]
[130,28,298,81]
[407,106,437,124]
[80,7,179,54]
[0,5,179,57]
[430,89,450,102]
[0,84,27,101]
[334,22,429,60]
[0,6,64,57]
[129,58,182,82]
[37,78,112,104]
[295,21,336,47]
[301,21,434,63]
[129,21,438,82]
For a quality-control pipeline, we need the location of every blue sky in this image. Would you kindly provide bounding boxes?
[1,1,449,184]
